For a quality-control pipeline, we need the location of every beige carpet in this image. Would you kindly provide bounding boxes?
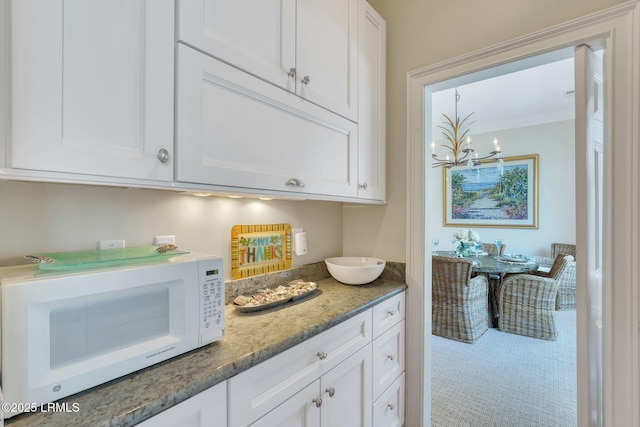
[431,310,577,426]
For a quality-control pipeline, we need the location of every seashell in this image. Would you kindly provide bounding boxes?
[24,255,55,264]
[156,244,177,253]
[233,295,252,306]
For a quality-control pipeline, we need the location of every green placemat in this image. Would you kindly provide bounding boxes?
[28,246,190,270]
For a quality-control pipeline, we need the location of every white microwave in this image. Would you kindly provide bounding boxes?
[0,252,224,418]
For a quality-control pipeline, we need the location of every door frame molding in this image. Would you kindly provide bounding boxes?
[405,2,640,426]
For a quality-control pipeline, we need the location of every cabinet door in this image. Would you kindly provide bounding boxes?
[178,0,296,91]
[137,381,227,427]
[176,44,357,198]
[250,381,321,427]
[357,0,386,201]
[10,0,174,181]
[320,344,372,427]
[296,0,358,121]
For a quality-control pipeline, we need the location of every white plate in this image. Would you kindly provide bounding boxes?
[500,254,529,262]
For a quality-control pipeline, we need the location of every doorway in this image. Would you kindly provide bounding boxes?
[404,4,639,426]
[428,53,580,425]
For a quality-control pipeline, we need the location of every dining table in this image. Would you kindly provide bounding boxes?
[433,251,539,327]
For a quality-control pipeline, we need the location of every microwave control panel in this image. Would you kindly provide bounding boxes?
[198,257,225,345]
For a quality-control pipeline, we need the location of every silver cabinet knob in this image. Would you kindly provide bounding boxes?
[301,75,310,85]
[387,403,396,410]
[286,178,305,188]
[388,310,397,316]
[317,351,328,360]
[313,397,322,408]
[157,148,170,163]
[288,67,297,78]
[387,354,395,361]
[326,387,335,397]
[359,183,368,190]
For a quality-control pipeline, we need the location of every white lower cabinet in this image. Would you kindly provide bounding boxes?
[229,291,405,427]
[372,292,406,427]
[228,310,371,427]
[250,344,372,427]
[151,292,405,427]
[137,380,227,427]
[319,344,372,427]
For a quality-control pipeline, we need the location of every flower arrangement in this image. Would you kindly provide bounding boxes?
[452,228,480,257]
[453,228,480,243]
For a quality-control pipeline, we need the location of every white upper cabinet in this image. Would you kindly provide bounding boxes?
[9,0,174,182]
[178,0,357,121]
[295,0,358,121]
[176,44,357,198]
[357,0,386,201]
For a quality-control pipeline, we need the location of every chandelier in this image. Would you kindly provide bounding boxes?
[431,88,504,172]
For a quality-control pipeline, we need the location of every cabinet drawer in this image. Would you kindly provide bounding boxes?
[373,373,405,427]
[137,381,226,427]
[372,292,405,338]
[228,310,371,427]
[372,319,405,399]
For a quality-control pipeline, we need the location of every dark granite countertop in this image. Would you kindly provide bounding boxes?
[6,277,406,426]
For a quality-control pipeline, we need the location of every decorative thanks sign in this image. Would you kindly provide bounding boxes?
[231,224,292,279]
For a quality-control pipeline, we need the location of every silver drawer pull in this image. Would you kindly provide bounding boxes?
[288,67,297,78]
[387,403,396,410]
[286,178,305,188]
[326,387,335,397]
[313,397,322,408]
[387,354,394,361]
[301,75,310,85]
[317,351,328,360]
[359,183,368,190]
[387,310,397,316]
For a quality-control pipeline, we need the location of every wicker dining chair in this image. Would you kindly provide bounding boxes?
[432,256,489,343]
[534,243,577,310]
[497,254,574,340]
[481,243,506,256]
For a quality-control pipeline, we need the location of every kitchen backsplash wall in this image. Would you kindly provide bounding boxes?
[0,181,344,280]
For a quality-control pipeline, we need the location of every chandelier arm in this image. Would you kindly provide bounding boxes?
[473,151,502,162]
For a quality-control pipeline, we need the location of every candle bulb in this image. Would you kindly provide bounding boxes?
[493,137,498,146]
[431,141,435,155]
[467,136,471,149]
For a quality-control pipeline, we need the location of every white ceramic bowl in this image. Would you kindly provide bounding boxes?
[325,257,386,285]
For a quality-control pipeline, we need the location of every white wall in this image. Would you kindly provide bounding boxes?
[347,0,628,264]
[0,181,343,279]
[431,120,576,256]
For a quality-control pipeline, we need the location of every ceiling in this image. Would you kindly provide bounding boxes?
[430,57,575,141]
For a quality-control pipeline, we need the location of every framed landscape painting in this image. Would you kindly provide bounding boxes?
[443,154,538,228]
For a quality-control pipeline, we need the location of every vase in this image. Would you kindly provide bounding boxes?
[456,242,472,257]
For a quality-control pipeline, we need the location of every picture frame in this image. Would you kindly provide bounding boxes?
[443,154,538,228]
[231,223,292,279]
